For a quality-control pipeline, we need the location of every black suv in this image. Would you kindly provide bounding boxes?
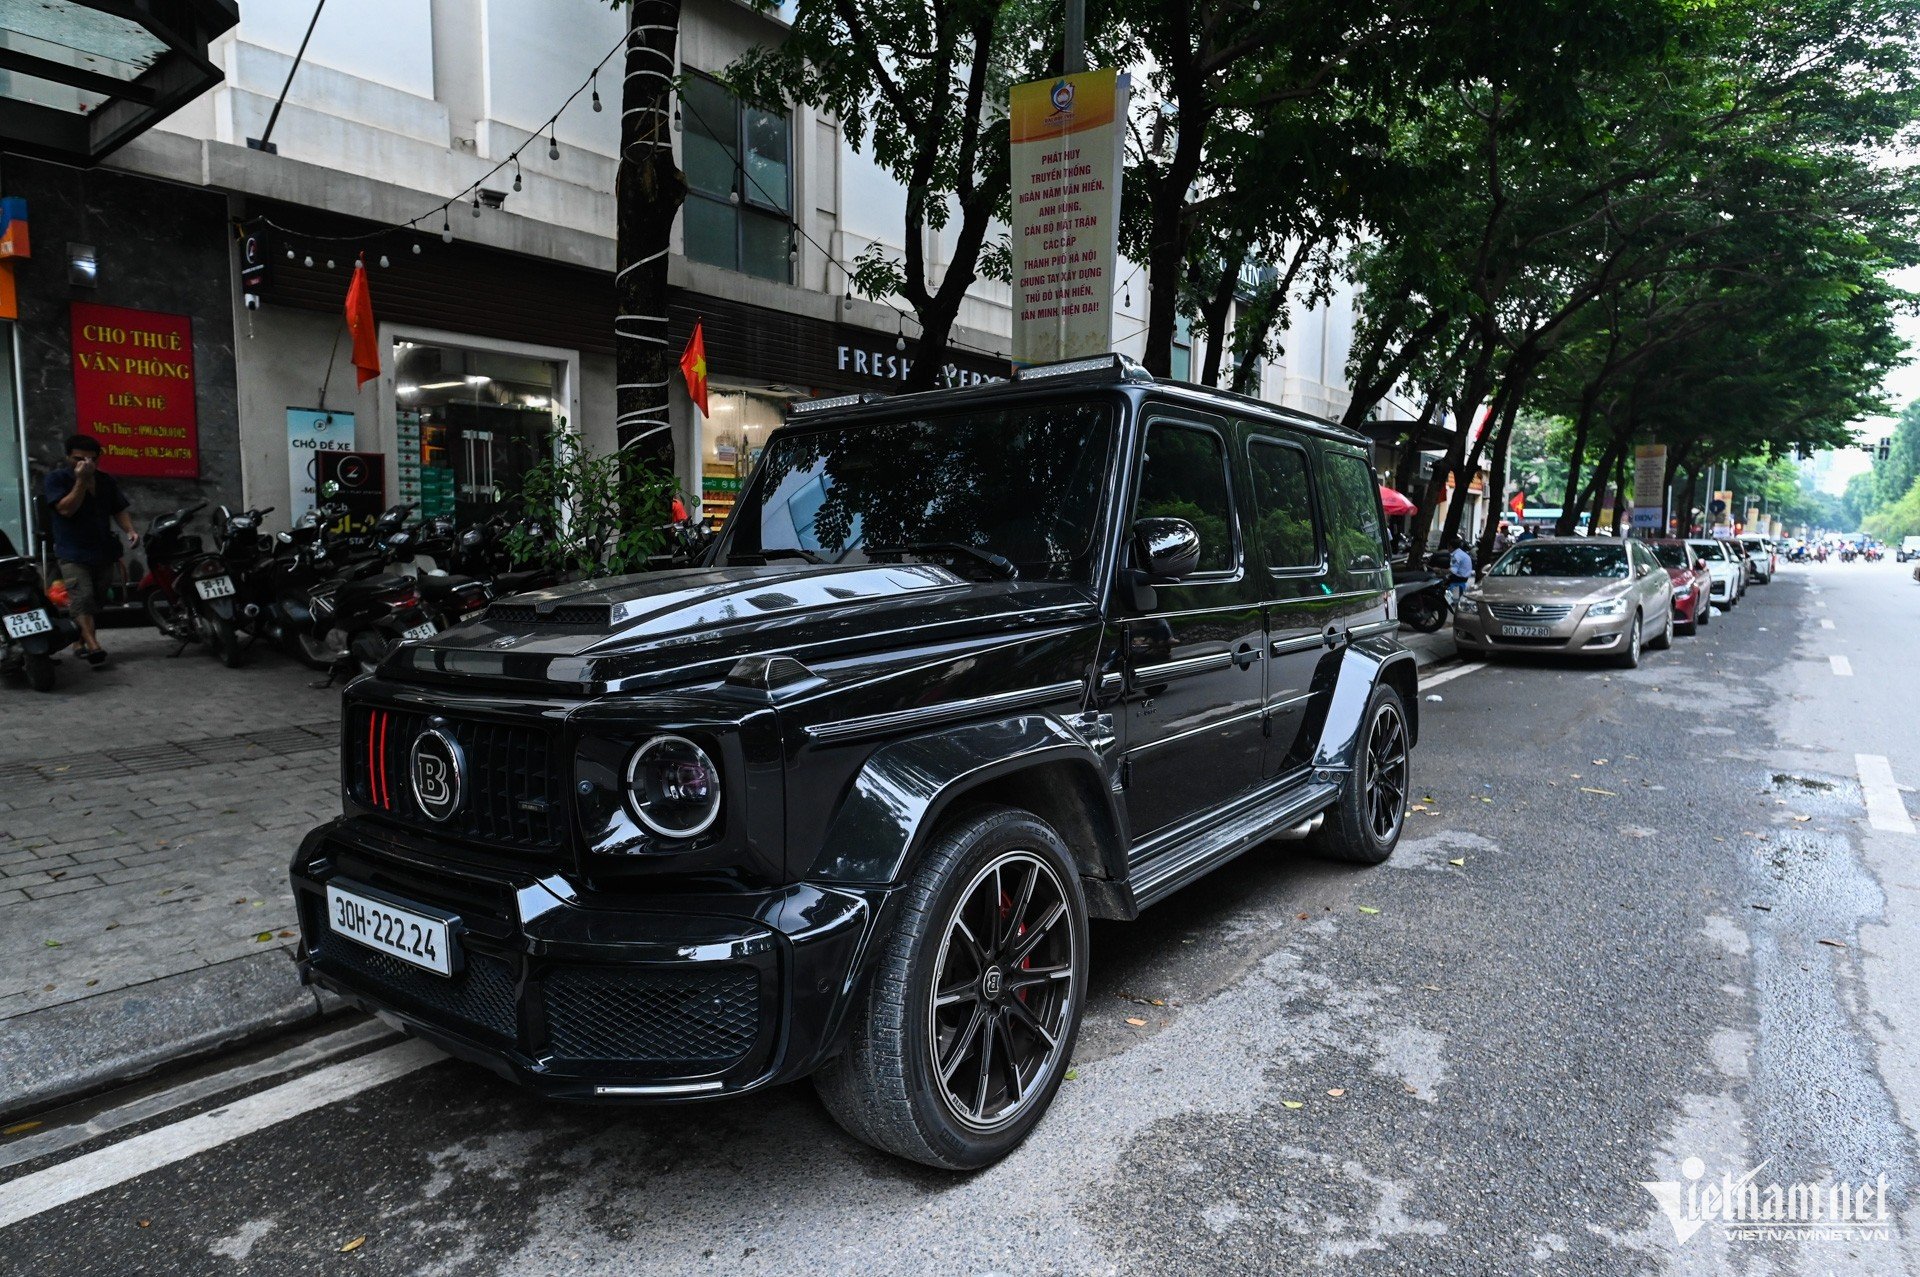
[291,355,1419,1168]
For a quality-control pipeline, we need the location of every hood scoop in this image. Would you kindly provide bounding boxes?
[486,600,614,627]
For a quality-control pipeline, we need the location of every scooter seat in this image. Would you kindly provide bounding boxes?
[333,572,414,605]
[418,574,485,602]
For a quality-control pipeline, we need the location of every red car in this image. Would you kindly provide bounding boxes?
[1648,539,1713,635]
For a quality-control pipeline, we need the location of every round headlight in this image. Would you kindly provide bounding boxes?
[624,735,722,839]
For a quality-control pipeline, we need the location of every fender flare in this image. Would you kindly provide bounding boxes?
[808,712,1125,888]
[1311,641,1420,773]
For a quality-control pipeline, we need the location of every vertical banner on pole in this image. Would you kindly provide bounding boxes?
[1630,444,1667,530]
[1009,68,1129,366]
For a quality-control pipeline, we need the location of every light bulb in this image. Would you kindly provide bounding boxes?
[303,255,314,268]
[326,258,336,269]
[412,242,422,255]
[471,193,481,218]
[591,75,603,112]
[285,248,295,260]
[441,218,453,244]
[513,170,522,192]
[896,336,907,352]
[548,133,559,161]
[379,255,390,268]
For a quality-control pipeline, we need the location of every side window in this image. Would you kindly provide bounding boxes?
[1246,438,1320,572]
[1136,421,1235,575]
[1317,449,1387,587]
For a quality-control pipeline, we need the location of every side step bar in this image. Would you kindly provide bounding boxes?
[1128,781,1341,910]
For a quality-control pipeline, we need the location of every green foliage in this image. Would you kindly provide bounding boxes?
[502,433,677,579]
[1870,401,1920,512]
[1862,474,1920,542]
[1842,470,1880,529]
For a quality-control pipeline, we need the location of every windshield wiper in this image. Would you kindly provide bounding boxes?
[739,547,826,565]
[866,542,1019,580]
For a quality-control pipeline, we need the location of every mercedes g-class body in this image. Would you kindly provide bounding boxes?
[291,354,1420,1168]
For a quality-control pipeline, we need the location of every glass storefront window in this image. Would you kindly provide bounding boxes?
[700,388,789,528]
[393,340,561,525]
[680,73,792,284]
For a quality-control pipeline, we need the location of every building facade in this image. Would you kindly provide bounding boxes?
[4,0,1383,549]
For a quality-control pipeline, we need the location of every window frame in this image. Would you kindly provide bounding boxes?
[1314,445,1390,582]
[1243,433,1326,579]
[1130,413,1243,585]
[679,71,793,284]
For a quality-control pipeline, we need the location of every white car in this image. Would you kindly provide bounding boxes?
[1899,535,1920,563]
[1737,536,1775,583]
[1688,538,1744,609]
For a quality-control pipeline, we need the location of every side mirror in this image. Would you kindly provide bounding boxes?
[1635,563,1651,578]
[1134,517,1202,582]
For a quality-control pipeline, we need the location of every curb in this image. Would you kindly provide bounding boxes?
[0,948,342,1125]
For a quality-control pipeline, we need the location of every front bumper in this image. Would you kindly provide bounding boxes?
[1451,601,1635,657]
[291,818,892,1102]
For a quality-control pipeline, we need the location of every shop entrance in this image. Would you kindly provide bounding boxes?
[701,386,794,528]
[392,339,565,524]
[0,329,27,553]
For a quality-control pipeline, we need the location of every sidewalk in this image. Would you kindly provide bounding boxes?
[0,631,344,1120]
[1401,627,1457,670]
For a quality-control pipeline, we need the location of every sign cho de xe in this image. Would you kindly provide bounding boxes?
[69,301,199,479]
[1009,68,1129,366]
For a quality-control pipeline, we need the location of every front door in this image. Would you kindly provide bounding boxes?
[1120,413,1267,847]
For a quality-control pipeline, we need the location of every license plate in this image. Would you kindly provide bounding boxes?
[3,609,51,638]
[1499,624,1552,638]
[402,621,438,642]
[460,607,487,621]
[195,575,235,600]
[326,883,453,976]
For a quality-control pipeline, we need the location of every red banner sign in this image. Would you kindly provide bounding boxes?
[69,301,198,479]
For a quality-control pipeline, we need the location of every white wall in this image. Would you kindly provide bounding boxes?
[243,0,437,99]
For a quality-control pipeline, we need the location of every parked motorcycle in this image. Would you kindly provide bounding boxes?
[1392,550,1454,633]
[370,505,494,629]
[0,530,80,692]
[137,502,248,667]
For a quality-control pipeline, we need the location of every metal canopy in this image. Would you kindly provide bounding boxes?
[0,0,237,165]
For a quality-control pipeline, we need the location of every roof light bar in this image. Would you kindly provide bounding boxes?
[1012,353,1153,383]
[788,391,890,415]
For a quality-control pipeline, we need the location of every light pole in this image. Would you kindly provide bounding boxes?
[1065,0,1086,73]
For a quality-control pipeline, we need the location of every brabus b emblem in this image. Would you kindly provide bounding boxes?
[408,729,466,822]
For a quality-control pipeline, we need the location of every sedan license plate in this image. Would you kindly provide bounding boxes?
[326,884,453,975]
[401,621,438,642]
[3,609,51,639]
[195,575,236,600]
[1499,624,1553,638]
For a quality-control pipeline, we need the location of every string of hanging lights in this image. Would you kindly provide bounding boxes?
[252,25,629,267]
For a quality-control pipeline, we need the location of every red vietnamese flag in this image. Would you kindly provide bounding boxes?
[679,320,710,417]
[345,257,380,388]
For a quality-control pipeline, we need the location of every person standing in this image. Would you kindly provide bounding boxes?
[43,434,137,667]
[1492,523,1515,557]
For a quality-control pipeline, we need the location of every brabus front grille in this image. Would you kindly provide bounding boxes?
[350,705,568,852]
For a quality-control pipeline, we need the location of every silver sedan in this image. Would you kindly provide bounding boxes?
[1453,537,1676,668]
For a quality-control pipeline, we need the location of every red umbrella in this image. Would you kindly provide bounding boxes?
[1379,485,1418,516]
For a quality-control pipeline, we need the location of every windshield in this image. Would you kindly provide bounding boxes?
[1688,541,1724,561]
[722,401,1117,582]
[1650,543,1695,569]
[1488,543,1629,578]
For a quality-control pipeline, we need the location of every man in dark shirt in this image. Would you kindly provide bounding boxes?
[43,434,137,665]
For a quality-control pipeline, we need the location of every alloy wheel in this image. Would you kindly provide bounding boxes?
[928,851,1080,1133]
[1364,700,1410,842]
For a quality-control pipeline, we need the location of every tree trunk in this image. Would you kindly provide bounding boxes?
[1140,73,1209,376]
[1196,242,1247,387]
[614,0,687,479]
[1473,393,1522,564]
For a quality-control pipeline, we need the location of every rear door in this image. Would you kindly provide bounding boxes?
[1243,427,1329,775]
[1119,410,1268,847]
[1312,443,1395,655]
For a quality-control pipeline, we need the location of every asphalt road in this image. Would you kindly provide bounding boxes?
[3,559,1917,1276]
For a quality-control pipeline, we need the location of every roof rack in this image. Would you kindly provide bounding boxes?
[1012,353,1154,384]
[788,391,891,415]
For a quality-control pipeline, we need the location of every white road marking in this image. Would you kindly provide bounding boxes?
[1816,600,1827,608]
[0,1039,443,1230]
[1830,655,1853,677]
[0,1020,398,1173]
[1820,619,1835,630]
[1857,754,1917,836]
[1420,662,1487,689]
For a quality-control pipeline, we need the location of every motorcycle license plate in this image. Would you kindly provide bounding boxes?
[3,609,51,639]
[325,883,454,976]
[1499,624,1552,638]
[195,575,236,600]
[401,621,438,642]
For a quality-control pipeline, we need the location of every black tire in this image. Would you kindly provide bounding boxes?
[1615,612,1643,669]
[205,614,245,668]
[813,805,1088,1170]
[1401,594,1446,633]
[1677,609,1698,637]
[1698,596,1711,626]
[23,651,55,692]
[1304,682,1410,866]
[1649,607,1673,650]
